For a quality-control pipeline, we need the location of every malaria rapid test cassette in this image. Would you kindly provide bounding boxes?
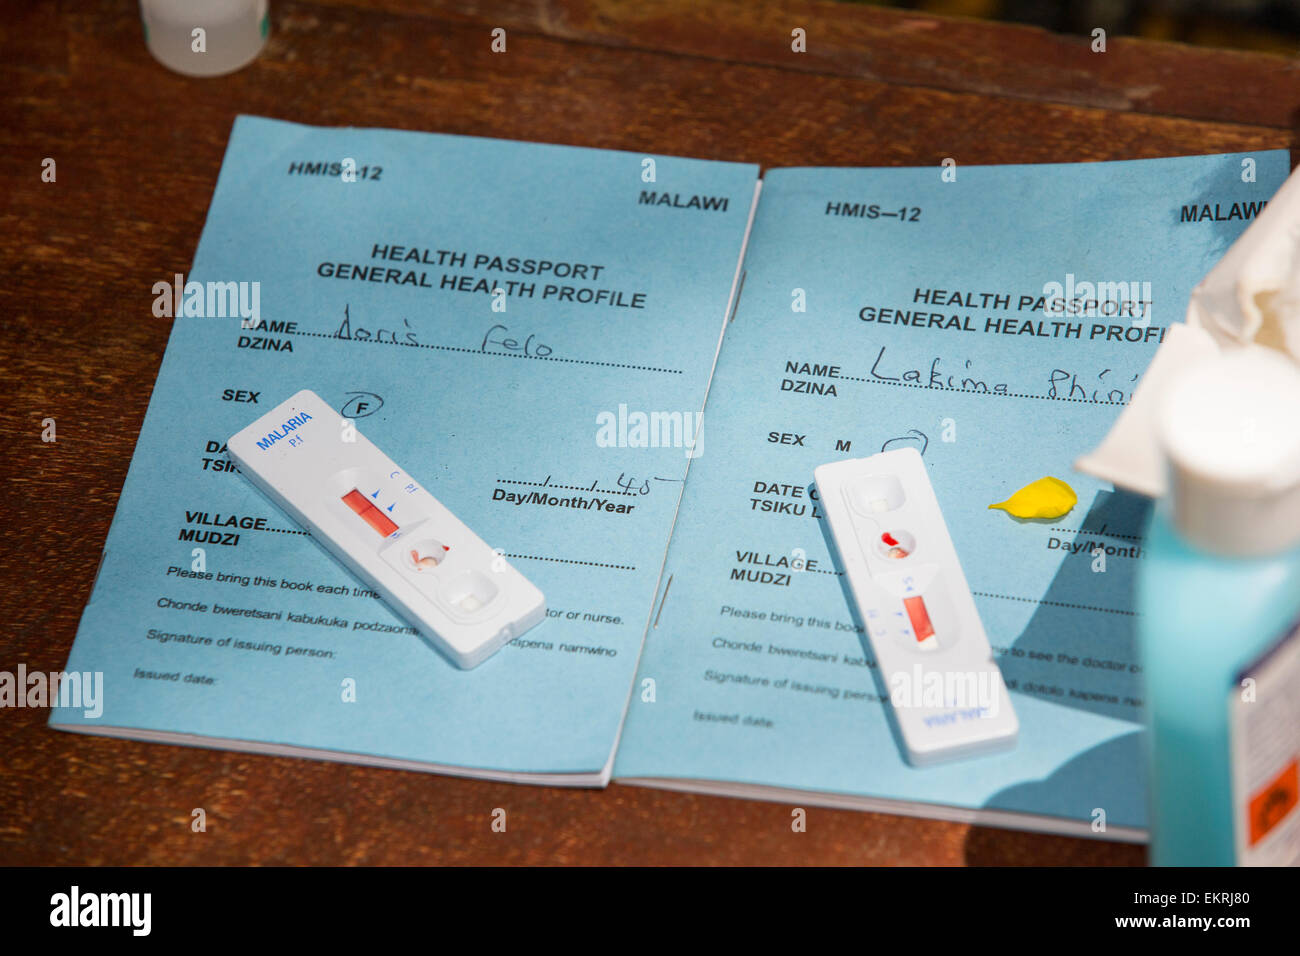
[227,390,545,669]
[814,448,1018,765]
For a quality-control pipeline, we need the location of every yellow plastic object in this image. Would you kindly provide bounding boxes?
[988,476,1077,520]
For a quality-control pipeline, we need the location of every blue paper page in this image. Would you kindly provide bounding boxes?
[614,151,1287,831]
[52,116,758,781]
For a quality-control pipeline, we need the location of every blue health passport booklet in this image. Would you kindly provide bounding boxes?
[53,116,1287,837]
[613,151,1287,839]
[51,116,760,785]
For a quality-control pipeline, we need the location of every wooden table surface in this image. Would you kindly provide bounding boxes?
[2,0,1295,866]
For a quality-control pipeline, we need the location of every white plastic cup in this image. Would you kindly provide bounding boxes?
[140,0,269,77]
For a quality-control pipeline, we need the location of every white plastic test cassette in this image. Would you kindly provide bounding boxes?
[228,389,545,669]
[814,448,1018,765]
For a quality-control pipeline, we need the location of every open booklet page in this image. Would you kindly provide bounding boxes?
[51,116,759,784]
[614,151,1288,835]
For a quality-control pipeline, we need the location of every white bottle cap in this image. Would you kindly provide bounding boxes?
[141,0,268,77]
[1158,345,1300,556]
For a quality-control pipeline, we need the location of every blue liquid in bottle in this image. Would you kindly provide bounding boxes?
[1138,347,1300,866]
[1139,512,1300,865]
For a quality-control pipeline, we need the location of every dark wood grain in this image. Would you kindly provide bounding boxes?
[311,0,1300,129]
[2,0,1292,866]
